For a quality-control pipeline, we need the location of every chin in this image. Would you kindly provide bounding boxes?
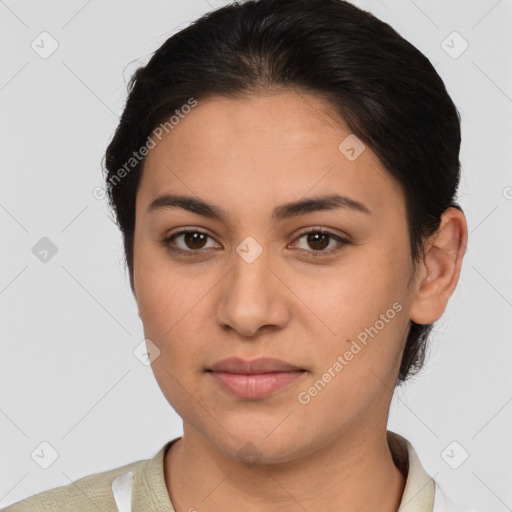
[202,422,310,466]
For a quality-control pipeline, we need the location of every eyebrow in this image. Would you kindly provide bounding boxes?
[147,193,372,222]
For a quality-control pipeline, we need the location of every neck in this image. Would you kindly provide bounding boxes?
[164,426,406,512]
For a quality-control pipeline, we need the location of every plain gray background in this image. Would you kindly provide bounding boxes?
[1,0,511,510]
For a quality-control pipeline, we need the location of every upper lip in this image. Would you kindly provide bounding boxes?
[208,357,304,374]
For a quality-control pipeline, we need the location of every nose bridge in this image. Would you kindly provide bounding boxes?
[216,234,286,336]
[230,234,274,304]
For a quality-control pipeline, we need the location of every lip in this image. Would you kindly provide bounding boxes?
[207,357,306,400]
[208,357,303,374]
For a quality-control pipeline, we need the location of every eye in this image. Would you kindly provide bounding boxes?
[162,229,220,256]
[289,229,349,257]
[162,228,350,258]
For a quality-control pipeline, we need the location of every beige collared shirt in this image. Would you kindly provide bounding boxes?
[1,431,471,511]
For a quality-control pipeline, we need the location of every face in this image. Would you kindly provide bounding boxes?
[132,90,417,463]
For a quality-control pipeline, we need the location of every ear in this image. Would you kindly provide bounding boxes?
[409,207,468,325]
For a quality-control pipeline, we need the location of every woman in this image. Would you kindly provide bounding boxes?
[2,0,475,510]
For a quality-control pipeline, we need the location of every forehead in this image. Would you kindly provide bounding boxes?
[137,91,404,219]
[149,91,355,154]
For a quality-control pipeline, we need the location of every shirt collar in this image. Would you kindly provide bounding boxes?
[388,431,436,511]
[132,431,435,511]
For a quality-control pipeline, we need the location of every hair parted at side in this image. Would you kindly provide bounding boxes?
[104,0,463,385]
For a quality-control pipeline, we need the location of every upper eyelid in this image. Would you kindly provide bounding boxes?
[167,228,220,245]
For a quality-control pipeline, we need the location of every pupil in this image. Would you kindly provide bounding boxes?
[309,233,328,250]
[186,232,206,249]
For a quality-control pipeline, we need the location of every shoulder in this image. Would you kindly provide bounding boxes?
[0,458,145,512]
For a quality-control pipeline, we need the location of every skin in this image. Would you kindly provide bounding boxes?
[131,90,468,512]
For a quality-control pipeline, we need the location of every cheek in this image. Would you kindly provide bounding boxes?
[296,310,407,436]
[300,246,410,385]
[137,275,203,364]
[295,253,403,341]
[134,246,201,336]
[134,252,210,369]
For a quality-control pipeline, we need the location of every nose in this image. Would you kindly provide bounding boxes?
[215,241,290,338]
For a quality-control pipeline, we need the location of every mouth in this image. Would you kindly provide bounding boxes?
[206,357,307,400]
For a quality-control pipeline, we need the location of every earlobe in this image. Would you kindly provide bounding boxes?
[409,207,468,325]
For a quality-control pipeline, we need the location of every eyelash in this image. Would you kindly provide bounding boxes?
[161,228,350,258]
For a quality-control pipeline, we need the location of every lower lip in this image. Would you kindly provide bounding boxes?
[208,371,305,399]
